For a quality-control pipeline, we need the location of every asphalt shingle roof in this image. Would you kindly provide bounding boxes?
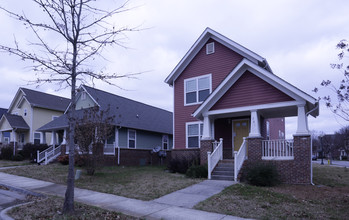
[21,88,70,111]
[38,86,173,135]
[4,113,30,130]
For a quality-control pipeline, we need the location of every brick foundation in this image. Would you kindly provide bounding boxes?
[200,139,214,165]
[244,135,311,184]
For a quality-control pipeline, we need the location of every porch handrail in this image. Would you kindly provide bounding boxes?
[37,144,62,165]
[104,142,116,155]
[234,137,247,182]
[262,139,294,160]
[207,138,223,179]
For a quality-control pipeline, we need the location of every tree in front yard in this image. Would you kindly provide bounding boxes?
[75,106,115,175]
[0,0,139,213]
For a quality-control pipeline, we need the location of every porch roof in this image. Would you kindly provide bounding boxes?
[193,59,319,120]
[2,113,29,130]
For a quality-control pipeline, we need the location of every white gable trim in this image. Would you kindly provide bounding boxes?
[165,28,268,86]
[64,85,100,113]
[192,59,318,119]
[7,88,24,113]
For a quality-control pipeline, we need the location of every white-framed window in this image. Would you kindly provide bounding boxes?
[206,42,215,55]
[186,122,203,148]
[128,129,136,148]
[4,137,10,144]
[24,109,27,116]
[184,74,211,105]
[162,135,169,150]
[34,132,41,145]
[266,121,270,140]
[81,91,86,100]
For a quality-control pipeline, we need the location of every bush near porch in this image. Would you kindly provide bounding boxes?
[195,163,349,220]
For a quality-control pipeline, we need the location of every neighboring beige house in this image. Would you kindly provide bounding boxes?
[0,88,70,149]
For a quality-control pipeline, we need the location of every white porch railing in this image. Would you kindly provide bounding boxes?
[37,145,62,165]
[262,139,294,160]
[104,142,116,155]
[207,138,223,179]
[234,137,247,182]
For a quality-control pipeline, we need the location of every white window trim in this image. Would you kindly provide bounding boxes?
[81,91,87,100]
[162,134,169,150]
[185,121,203,149]
[4,137,10,144]
[206,42,215,55]
[127,129,136,149]
[184,74,212,106]
[34,132,41,144]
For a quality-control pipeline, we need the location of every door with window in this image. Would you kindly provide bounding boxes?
[232,120,249,153]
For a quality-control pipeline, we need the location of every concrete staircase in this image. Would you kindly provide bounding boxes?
[211,159,234,181]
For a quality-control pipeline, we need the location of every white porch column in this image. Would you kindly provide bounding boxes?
[296,104,309,135]
[249,110,261,137]
[62,129,67,145]
[41,132,46,144]
[11,130,16,142]
[51,131,57,146]
[201,114,212,140]
[0,131,3,144]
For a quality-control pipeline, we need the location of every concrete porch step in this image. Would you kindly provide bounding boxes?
[211,160,235,181]
[211,175,235,181]
[212,170,234,176]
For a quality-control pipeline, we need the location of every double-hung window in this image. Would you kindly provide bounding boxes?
[128,129,136,148]
[184,74,211,105]
[186,122,203,148]
[162,135,169,150]
[34,132,41,145]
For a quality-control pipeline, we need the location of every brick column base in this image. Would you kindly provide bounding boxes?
[200,139,214,165]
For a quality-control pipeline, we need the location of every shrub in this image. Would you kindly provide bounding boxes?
[57,155,69,165]
[186,164,208,178]
[167,154,200,174]
[243,162,280,187]
[12,154,24,161]
[1,146,14,160]
[22,143,49,161]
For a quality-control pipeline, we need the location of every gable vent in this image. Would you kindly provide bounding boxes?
[206,42,215,55]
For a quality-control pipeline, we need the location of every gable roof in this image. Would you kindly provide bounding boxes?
[39,85,173,135]
[0,108,7,118]
[165,27,272,86]
[192,58,319,119]
[8,88,70,112]
[3,113,30,130]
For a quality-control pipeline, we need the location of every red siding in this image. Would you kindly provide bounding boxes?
[211,71,294,110]
[174,39,244,149]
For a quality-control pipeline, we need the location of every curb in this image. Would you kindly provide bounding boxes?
[0,201,35,220]
[0,184,44,198]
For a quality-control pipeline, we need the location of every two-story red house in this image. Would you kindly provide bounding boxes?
[165,28,319,184]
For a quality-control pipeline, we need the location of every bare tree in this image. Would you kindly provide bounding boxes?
[75,105,115,175]
[314,39,349,121]
[0,0,139,213]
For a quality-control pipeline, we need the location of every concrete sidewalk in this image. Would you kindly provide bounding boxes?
[0,172,247,220]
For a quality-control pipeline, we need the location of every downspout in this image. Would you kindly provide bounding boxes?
[306,102,319,186]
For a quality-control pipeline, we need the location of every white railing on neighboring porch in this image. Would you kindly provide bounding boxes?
[262,139,294,160]
[65,142,116,155]
[37,145,62,165]
[234,137,247,182]
[207,138,223,179]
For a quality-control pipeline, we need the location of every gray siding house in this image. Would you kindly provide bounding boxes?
[38,85,173,154]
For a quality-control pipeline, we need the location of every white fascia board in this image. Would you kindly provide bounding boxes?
[193,58,317,118]
[206,100,304,117]
[81,85,101,108]
[165,27,265,86]
[8,88,24,113]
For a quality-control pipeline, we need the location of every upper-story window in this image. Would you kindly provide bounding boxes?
[81,91,86,100]
[184,74,212,105]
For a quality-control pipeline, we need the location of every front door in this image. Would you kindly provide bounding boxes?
[232,120,249,153]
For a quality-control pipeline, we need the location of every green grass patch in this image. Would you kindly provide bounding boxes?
[313,163,349,187]
[1,163,202,200]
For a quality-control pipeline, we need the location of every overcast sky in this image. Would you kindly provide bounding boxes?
[0,0,348,138]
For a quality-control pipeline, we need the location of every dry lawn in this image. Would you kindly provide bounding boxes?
[195,163,349,220]
[0,160,32,168]
[1,163,202,200]
[8,196,136,220]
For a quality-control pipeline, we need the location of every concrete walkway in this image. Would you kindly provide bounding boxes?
[0,172,247,220]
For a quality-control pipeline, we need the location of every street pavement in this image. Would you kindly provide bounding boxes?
[312,159,349,168]
[0,172,249,220]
